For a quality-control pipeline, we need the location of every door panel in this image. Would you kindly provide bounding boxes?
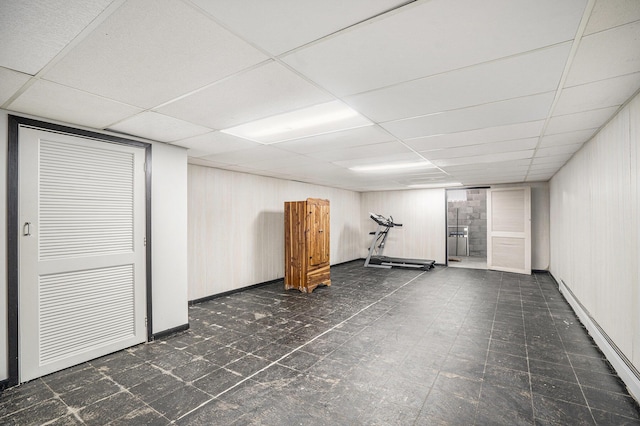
[308,200,329,266]
[18,127,146,382]
[487,187,531,274]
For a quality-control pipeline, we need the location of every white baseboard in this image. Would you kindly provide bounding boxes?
[555,275,640,403]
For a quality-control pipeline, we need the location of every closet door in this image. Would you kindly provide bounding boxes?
[487,187,531,274]
[307,199,329,267]
[18,127,147,382]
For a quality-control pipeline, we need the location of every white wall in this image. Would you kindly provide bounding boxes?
[187,164,362,300]
[550,93,640,378]
[0,110,189,381]
[361,189,447,264]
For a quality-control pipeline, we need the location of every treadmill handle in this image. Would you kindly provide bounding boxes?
[389,215,402,227]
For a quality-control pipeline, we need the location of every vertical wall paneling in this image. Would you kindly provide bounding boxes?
[187,165,361,300]
[550,92,640,399]
[360,189,447,264]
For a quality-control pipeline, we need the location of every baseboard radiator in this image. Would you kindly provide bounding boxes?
[555,275,640,403]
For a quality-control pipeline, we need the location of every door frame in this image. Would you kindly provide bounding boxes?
[7,115,153,386]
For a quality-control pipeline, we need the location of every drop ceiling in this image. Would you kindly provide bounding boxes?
[1,0,639,191]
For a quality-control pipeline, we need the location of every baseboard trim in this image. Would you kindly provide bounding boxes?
[554,274,640,403]
[151,323,190,341]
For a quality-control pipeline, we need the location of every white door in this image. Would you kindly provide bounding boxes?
[487,187,531,275]
[18,127,147,382]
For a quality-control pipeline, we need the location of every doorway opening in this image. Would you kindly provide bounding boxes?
[446,188,488,270]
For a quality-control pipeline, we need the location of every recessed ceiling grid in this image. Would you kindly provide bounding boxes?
[1,0,640,191]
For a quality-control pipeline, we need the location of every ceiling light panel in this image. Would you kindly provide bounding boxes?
[190,0,410,56]
[382,92,555,140]
[43,0,268,109]
[583,0,640,36]
[10,79,142,129]
[0,0,113,75]
[283,0,586,96]
[109,111,211,143]
[345,43,571,122]
[545,106,619,134]
[554,72,640,115]
[157,61,333,130]
[565,21,640,86]
[274,125,395,154]
[221,100,372,143]
[170,131,261,158]
[0,67,30,105]
[404,121,544,152]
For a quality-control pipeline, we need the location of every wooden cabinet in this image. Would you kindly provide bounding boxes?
[284,198,331,293]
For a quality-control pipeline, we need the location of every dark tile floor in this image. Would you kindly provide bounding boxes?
[2,262,640,425]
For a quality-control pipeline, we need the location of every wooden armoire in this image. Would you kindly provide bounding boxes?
[284,198,331,293]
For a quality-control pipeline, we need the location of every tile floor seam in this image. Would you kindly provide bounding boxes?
[172,270,428,423]
[522,274,536,425]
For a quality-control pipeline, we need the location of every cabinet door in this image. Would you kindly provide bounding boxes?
[308,200,329,266]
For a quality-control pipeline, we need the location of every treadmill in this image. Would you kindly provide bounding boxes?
[364,213,435,271]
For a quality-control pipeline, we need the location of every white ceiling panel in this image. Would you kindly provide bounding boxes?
[274,126,395,154]
[283,0,586,96]
[555,72,640,115]
[0,0,114,75]
[565,21,640,86]
[431,150,534,167]
[535,143,584,158]
[332,152,428,169]
[382,92,555,140]
[109,111,211,143]
[584,0,640,35]
[440,159,532,173]
[422,138,538,160]
[345,43,571,122]
[157,61,333,129]
[10,79,142,129]
[532,154,574,165]
[308,141,413,162]
[545,106,619,135]
[190,0,409,56]
[200,145,292,165]
[43,0,268,108]
[405,121,544,152]
[538,129,597,147]
[0,67,30,105]
[170,131,261,158]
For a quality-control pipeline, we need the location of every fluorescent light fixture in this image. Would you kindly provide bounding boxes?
[407,182,463,189]
[349,161,433,172]
[221,101,372,144]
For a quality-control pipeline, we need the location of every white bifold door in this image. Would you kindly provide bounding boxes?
[18,127,147,382]
[487,187,531,275]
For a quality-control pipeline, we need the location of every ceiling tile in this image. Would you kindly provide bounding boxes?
[535,143,583,157]
[532,154,573,165]
[405,121,544,152]
[381,92,554,140]
[0,67,30,105]
[200,145,292,165]
[345,43,571,122]
[0,0,114,75]
[422,138,538,160]
[9,79,142,129]
[43,0,268,108]
[157,61,333,129]
[431,150,534,167]
[538,129,596,147]
[274,126,395,154]
[440,159,532,173]
[555,72,640,115]
[283,0,586,96]
[191,0,409,56]
[545,106,619,135]
[170,131,261,158]
[565,21,640,86]
[308,141,412,162]
[332,151,427,168]
[108,111,211,143]
[584,0,640,35]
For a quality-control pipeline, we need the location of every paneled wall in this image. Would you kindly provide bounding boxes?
[550,93,640,385]
[187,165,362,300]
[360,189,447,264]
